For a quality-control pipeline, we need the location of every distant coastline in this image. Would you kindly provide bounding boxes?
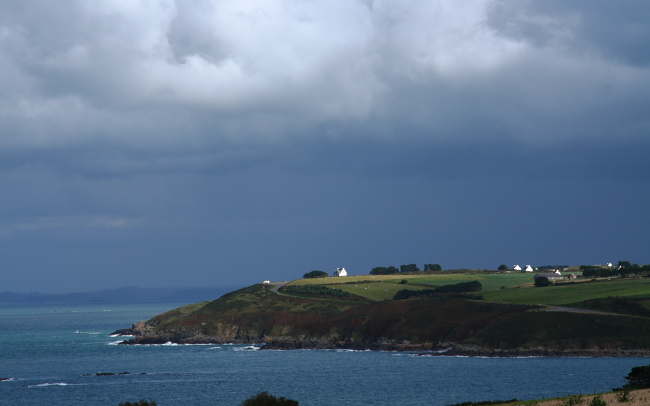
[0,286,244,305]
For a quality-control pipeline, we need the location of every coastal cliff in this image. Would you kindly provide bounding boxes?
[113,283,650,355]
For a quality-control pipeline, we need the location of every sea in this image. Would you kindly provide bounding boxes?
[1,302,648,406]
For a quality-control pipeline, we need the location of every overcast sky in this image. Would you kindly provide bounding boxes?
[1,0,649,293]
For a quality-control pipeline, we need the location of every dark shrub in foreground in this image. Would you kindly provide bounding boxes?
[239,391,299,406]
[118,400,156,406]
[621,364,650,389]
[446,399,517,406]
[435,280,482,294]
[534,276,550,287]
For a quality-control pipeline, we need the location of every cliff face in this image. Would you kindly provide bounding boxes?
[113,284,650,354]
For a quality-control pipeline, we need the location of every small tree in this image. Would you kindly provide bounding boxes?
[588,393,606,406]
[534,276,550,287]
[424,264,442,271]
[239,392,299,406]
[303,270,328,279]
[498,264,509,271]
[559,394,584,406]
[370,266,399,275]
[400,264,420,273]
[616,387,633,403]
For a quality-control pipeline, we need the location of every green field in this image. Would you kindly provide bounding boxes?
[288,273,650,304]
[330,282,433,301]
[483,277,650,305]
[289,272,536,300]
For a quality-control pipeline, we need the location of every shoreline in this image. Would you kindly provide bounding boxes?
[112,331,650,357]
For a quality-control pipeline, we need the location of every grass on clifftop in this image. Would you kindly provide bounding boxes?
[289,273,650,305]
[288,273,534,301]
[482,278,650,306]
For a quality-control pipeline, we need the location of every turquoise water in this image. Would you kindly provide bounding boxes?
[1,302,648,406]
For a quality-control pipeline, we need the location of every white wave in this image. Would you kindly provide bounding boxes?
[33,383,69,387]
[108,341,124,345]
[0,378,16,382]
[74,331,102,335]
[207,347,221,350]
[123,342,219,346]
[109,334,133,337]
[233,346,261,351]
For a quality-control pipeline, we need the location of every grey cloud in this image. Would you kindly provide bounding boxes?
[487,0,650,66]
[0,0,648,156]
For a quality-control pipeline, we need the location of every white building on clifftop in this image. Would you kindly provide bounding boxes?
[333,267,347,277]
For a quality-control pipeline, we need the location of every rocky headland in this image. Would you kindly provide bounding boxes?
[112,283,650,356]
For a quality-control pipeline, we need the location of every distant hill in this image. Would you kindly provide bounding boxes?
[0,286,245,304]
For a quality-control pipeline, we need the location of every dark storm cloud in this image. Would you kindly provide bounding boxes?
[0,1,648,292]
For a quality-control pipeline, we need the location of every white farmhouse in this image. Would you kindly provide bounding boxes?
[524,265,534,272]
[513,265,522,271]
[333,267,347,277]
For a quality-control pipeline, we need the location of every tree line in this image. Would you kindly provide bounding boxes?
[393,281,482,300]
[370,263,441,275]
[581,261,650,278]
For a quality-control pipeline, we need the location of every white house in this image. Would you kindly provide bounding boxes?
[333,267,347,277]
[606,262,613,267]
[524,265,534,272]
[513,265,522,271]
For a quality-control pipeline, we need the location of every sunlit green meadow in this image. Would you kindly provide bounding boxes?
[482,277,650,305]
[286,272,540,301]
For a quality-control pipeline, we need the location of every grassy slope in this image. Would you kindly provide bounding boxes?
[467,309,650,349]
[300,297,533,344]
[148,285,359,339]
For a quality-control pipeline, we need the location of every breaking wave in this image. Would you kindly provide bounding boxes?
[31,383,69,387]
[233,346,261,351]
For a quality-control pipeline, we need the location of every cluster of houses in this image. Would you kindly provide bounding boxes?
[512,264,534,272]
